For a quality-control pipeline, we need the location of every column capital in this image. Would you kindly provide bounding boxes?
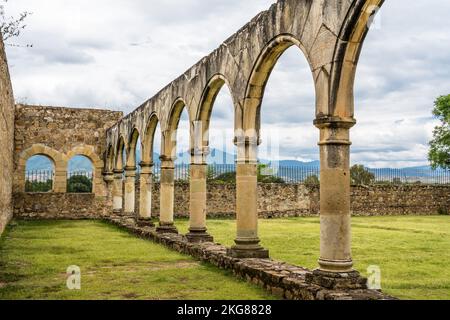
[190,146,209,165]
[113,169,124,175]
[124,166,137,172]
[103,172,114,183]
[233,136,262,146]
[160,155,175,169]
[313,116,356,130]
[139,161,154,169]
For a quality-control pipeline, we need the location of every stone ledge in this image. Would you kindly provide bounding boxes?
[105,217,397,301]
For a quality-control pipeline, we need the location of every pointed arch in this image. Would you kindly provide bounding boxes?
[115,135,127,171]
[242,34,315,135]
[142,113,160,164]
[330,0,385,119]
[127,128,141,168]
[162,98,188,160]
[196,74,236,150]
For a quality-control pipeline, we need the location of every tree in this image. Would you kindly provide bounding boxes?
[304,175,319,188]
[67,175,93,193]
[257,164,285,184]
[351,165,375,186]
[429,95,450,170]
[0,0,31,42]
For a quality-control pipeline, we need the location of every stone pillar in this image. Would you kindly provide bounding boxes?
[186,150,213,242]
[137,161,154,227]
[112,170,124,214]
[53,169,67,193]
[156,159,178,233]
[103,171,114,198]
[228,138,268,258]
[123,166,136,216]
[314,117,356,273]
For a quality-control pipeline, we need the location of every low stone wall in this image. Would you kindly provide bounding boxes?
[351,185,450,216]
[141,183,448,218]
[142,183,316,218]
[107,217,395,300]
[13,193,111,220]
[13,183,449,221]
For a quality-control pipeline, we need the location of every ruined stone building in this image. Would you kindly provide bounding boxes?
[1,0,449,300]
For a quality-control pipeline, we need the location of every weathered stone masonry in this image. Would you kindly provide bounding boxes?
[0,35,15,235]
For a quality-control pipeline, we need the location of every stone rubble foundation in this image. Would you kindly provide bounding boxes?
[106,217,396,301]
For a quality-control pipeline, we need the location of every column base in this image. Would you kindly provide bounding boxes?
[318,258,354,273]
[156,222,178,234]
[227,239,269,259]
[136,218,155,228]
[306,269,368,290]
[186,228,214,243]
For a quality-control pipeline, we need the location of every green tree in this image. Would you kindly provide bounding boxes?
[304,175,320,188]
[67,175,93,193]
[25,179,53,193]
[351,165,375,186]
[429,95,450,170]
[257,164,285,184]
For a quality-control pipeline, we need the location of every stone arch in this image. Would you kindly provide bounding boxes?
[16,144,68,193]
[196,74,237,152]
[66,144,104,195]
[126,128,141,168]
[329,0,384,119]
[105,144,115,173]
[142,113,160,164]
[162,98,189,160]
[115,135,127,171]
[242,34,314,135]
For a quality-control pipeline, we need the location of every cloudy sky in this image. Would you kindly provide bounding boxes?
[5,0,450,168]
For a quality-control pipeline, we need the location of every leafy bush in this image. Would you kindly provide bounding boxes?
[351,165,375,186]
[304,175,320,188]
[25,180,53,193]
[67,175,92,193]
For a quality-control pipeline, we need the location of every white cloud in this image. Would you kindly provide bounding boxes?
[4,0,450,168]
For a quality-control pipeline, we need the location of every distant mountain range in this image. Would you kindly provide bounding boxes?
[26,149,443,173]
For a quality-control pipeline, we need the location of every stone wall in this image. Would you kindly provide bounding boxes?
[136,182,449,219]
[13,105,123,195]
[13,193,112,220]
[0,35,15,235]
[12,104,123,221]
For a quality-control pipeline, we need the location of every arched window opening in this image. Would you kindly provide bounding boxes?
[67,155,94,193]
[259,46,318,185]
[25,155,55,193]
[152,123,162,183]
[175,107,190,182]
[205,84,236,183]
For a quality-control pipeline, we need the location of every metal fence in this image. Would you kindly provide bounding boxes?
[147,164,450,185]
[25,170,94,193]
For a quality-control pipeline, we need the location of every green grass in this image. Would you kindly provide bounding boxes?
[1,217,449,300]
[175,216,450,300]
[0,220,276,300]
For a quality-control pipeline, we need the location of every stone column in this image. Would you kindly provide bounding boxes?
[314,117,356,273]
[112,169,124,214]
[103,171,114,198]
[186,150,213,242]
[123,166,136,216]
[138,161,154,227]
[156,158,178,233]
[227,138,268,258]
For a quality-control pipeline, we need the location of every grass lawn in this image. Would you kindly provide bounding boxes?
[0,220,276,300]
[175,216,450,300]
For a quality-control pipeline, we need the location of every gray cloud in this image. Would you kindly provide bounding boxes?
[4,0,450,168]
